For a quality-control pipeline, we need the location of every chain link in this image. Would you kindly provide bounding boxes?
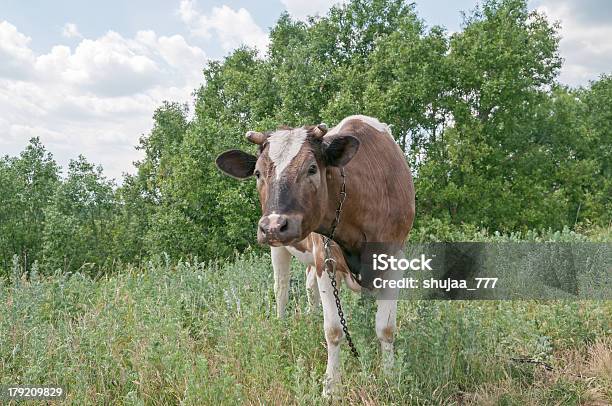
[323,167,359,359]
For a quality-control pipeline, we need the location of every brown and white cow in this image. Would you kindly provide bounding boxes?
[216,115,415,395]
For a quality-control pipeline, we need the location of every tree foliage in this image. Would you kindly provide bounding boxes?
[42,156,117,273]
[0,138,59,272]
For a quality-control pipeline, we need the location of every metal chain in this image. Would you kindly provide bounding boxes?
[323,167,359,359]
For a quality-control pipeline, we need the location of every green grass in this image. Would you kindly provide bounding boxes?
[1,229,611,405]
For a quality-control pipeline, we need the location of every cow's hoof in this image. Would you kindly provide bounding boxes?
[322,376,340,398]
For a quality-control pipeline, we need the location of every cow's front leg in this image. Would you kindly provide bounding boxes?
[317,269,343,397]
[271,246,292,318]
[376,296,398,375]
[306,265,320,312]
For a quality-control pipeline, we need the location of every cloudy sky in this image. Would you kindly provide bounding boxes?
[1,0,610,180]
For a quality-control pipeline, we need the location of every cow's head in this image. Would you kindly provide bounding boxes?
[216,124,359,246]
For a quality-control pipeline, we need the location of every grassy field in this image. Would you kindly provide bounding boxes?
[1,231,611,405]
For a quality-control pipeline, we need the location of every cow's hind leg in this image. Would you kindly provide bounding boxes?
[376,250,402,375]
[306,265,320,311]
[271,246,292,318]
[317,270,343,397]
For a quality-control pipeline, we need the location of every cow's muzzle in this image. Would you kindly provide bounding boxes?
[257,214,302,246]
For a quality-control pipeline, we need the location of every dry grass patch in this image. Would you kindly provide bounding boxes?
[463,337,612,405]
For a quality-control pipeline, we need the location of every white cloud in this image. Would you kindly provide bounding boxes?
[535,0,612,86]
[178,1,269,53]
[178,0,198,24]
[38,31,161,97]
[61,22,82,39]
[0,21,36,79]
[279,0,345,20]
[157,34,206,69]
[0,20,207,179]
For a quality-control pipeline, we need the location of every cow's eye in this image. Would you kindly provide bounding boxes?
[307,164,318,175]
[254,169,261,179]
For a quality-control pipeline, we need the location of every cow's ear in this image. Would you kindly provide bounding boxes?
[216,150,257,179]
[323,135,360,167]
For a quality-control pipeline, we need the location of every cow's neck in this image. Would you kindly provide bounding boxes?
[313,167,364,282]
[316,167,362,254]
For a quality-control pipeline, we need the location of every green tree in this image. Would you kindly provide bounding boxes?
[0,138,59,273]
[112,173,152,262]
[577,75,612,225]
[416,0,563,230]
[135,102,190,203]
[42,156,117,274]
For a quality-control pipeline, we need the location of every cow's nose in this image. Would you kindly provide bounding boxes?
[259,214,288,235]
[257,214,301,245]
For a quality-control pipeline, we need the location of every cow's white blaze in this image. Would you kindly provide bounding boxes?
[328,114,392,136]
[268,128,308,179]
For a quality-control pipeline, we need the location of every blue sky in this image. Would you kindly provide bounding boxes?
[1,0,610,179]
[1,1,478,54]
